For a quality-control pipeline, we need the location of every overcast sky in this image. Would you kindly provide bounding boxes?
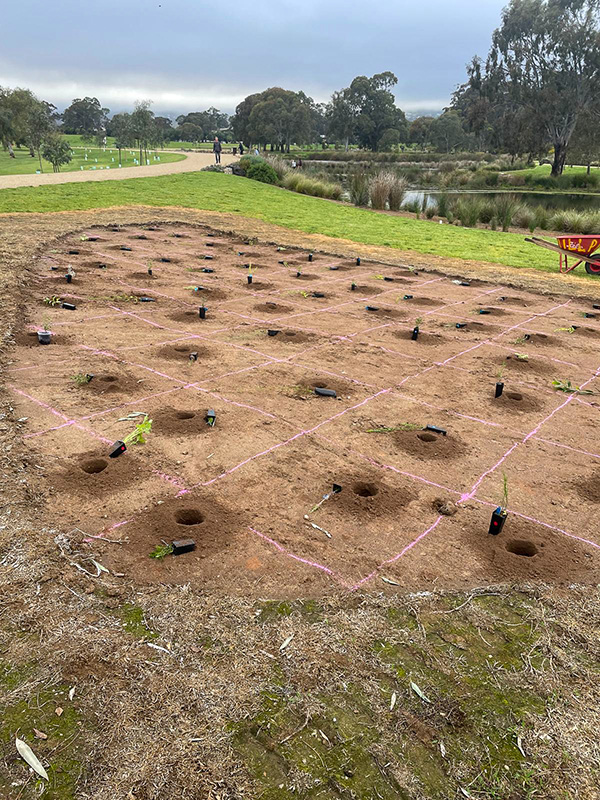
[2,0,507,117]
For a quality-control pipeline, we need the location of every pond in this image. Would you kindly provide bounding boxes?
[404,190,600,212]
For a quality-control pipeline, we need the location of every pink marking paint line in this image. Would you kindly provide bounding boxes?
[185,386,279,420]
[576,395,600,410]
[292,362,380,390]
[459,442,521,504]
[115,278,197,308]
[350,516,445,591]
[247,526,350,587]
[78,387,183,421]
[84,518,132,542]
[9,358,73,374]
[50,312,123,327]
[152,470,188,490]
[485,339,579,368]
[24,420,75,439]
[532,436,600,461]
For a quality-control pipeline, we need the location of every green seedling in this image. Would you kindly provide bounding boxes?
[497,362,506,381]
[110,293,138,303]
[122,414,153,446]
[551,379,594,395]
[415,317,423,327]
[71,372,93,386]
[300,291,310,298]
[555,326,576,334]
[44,295,62,307]
[501,472,509,512]
[514,353,529,361]
[42,317,51,332]
[79,235,88,241]
[149,543,173,559]
[368,422,421,433]
[373,274,385,280]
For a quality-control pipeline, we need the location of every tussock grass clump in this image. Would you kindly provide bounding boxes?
[263,154,290,181]
[283,172,343,200]
[456,197,482,228]
[369,171,394,210]
[350,171,370,206]
[388,175,408,211]
[494,193,520,232]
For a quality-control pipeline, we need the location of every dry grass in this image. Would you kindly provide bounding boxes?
[1,209,600,800]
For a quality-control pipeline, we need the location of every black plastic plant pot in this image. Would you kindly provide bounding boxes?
[593,304,600,310]
[50,266,58,271]
[332,483,342,494]
[495,382,504,398]
[171,539,196,556]
[296,271,302,278]
[278,260,285,265]
[61,303,76,310]
[199,306,207,319]
[523,334,531,341]
[584,313,596,318]
[205,410,216,426]
[403,295,413,300]
[203,255,214,260]
[315,387,337,398]
[68,249,79,255]
[138,297,155,303]
[148,268,153,276]
[267,329,280,336]
[206,242,214,247]
[88,236,99,242]
[206,233,215,237]
[365,305,379,312]
[312,292,325,298]
[238,251,245,256]
[411,326,419,341]
[356,257,361,265]
[488,507,507,535]
[383,276,394,282]
[65,273,72,283]
[308,253,313,262]
[456,323,467,329]
[85,373,94,382]
[37,331,51,345]
[425,425,447,436]
[202,268,215,273]
[479,309,491,315]
[330,266,339,271]
[459,281,470,287]
[109,440,127,458]
[120,246,132,251]
[351,283,356,291]
[189,352,198,361]
[247,275,253,284]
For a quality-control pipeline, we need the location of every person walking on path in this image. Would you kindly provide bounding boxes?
[213,137,222,164]
[239,142,244,155]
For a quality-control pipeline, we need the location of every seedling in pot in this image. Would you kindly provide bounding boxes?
[403,294,413,300]
[456,322,467,329]
[199,306,207,319]
[247,274,253,284]
[149,543,174,559]
[205,409,216,427]
[495,364,505,398]
[489,473,509,535]
[351,282,357,291]
[44,295,62,307]
[425,425,446,436]
[365,306,379,312]
[109,414,153,458]
[478,309,491,315]
[267,329,280,336]
[310,483,342,513]
[147,265,153,277]
[315,387,337,397]
[583,312,596,319]
[171,539,196,555]
[551,379,594,395]
[356,257,361,265]
[189,352,198,362]
[308,253,313,262]
[71,372,93,387]
[555,326,576,333]
[296,271,302,278]
[61,302,76,310]
[37,318,52,345]
[411,317,423,341]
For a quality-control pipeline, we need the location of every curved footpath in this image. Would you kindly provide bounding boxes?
[0,150,236,190]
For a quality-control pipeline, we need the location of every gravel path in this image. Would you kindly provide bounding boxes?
[0,150,236,190]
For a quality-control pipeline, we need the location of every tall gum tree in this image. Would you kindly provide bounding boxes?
[487,0,600,175]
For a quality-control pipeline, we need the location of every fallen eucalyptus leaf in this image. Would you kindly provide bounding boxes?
[68,687,76,701]
[90,559,109,574]
[390,692,397,711]
[410,681,431,704]
[381,576,401,586]
[280,634,294,651]
[517,735,526,757]
[15,738,48,780]
[33,729,47,740]
[439,740,446,758]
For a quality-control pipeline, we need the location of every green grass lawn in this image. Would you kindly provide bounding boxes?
[0,145,185,176]
[0,171,564,273]
[508,163,600,178]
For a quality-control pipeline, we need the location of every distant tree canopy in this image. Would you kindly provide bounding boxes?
[62,97,109,141]
[231,87,314,151]
[175,107,229,141]
[451,0,600,174]
[0,86,59,170]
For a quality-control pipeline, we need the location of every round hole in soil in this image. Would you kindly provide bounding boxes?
[99,375,118,383]
[174,346,189,352]
[285,332,297,337]
[175,411,195,420]
[506,539,538,557]
[507,392,523,401]
[174,509,204,526]
[80,458,108,474]
[313,382,328,389]
[353,482,379,498]
[417,432,438,443]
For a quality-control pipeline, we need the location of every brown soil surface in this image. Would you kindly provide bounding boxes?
[3,212,600,600]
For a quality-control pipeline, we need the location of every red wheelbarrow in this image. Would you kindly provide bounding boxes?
[526,235,600,275]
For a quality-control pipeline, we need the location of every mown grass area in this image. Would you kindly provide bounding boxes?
[0,171,562,273]
[0,145,184,176]
[508,163,600,178]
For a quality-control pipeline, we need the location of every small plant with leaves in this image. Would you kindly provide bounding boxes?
[71,372,93,387]
[415,317,423,327]
[110,293,138,303]
[501,472,509,512]
[149,543,173,559]
[497,362,506,381]
[514,335,527,346]
[555,326,576,334]
[44,295,62,307]
[551,379,594,395]
[42,317,51,333]
[300,291,310,298]
[123,414,153,445]
[514,353,529,362]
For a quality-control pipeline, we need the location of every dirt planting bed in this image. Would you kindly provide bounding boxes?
[7,221,600,596]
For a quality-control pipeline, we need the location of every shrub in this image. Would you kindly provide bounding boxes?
[369,171,394,210]
[238,154,264,175]
[571,172,599,189]
[282,172,343,200]
[350,172,370,206]
[425,202,437,219]
[507,173,526,186]
[402,199,421,214]
[548,210,586,233]
[246,160,279,184]
[533,205,549,231]
[436,193,450,219]
[494,193,520,231]
[512,205,536,230]
[478,200,496,225]
[388,175,408,211]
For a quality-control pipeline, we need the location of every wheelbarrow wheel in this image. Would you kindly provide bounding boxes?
[585,261,600,274]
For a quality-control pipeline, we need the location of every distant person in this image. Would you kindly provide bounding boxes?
[298,158,303,168]
[291,159,297,169]
[239,143,244,155]
[254,147,259,156]
[213,137,222,164]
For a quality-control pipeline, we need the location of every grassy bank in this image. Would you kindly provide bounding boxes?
[0,171,562,273]
[0,145,184,176]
